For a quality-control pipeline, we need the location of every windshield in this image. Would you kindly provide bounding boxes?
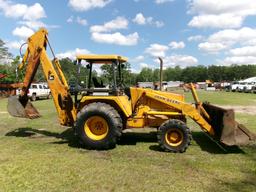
[86,60,126,89]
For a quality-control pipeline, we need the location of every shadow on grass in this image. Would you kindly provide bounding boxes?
[5,128,247,154]
[119,132,169,152]
[119,131,246,154]
[192,131,245,154]
[5,128,159,150]
[5,127,81,148]
[118,131,157,145]
[149,131,246,154]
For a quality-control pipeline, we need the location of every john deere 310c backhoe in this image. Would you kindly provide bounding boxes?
[7,28,256,152]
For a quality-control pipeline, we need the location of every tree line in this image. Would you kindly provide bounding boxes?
[1,39,256,85]
[137,65,256,83]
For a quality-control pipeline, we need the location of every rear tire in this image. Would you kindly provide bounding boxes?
[75,102,122,150]
[157,119,191,153]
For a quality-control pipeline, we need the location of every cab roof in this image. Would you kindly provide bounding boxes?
[76,54,128,64]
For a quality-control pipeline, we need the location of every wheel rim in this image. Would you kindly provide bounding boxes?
[165,129,183,147]
[84,116,109,141]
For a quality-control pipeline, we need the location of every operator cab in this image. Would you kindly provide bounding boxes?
[75,55,128,96]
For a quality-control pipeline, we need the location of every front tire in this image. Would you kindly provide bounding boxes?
[75,102,122,150]
[157,119,191,153]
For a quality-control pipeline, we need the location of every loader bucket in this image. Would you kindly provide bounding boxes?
[202,103,256,146]
[7,96,40,119]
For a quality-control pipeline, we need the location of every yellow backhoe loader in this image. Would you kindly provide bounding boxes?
[7,28,256,152]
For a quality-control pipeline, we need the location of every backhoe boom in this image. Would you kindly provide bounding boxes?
[8,28,76,126]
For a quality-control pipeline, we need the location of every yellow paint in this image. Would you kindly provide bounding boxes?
[146,111,182,116]
[129,87,184,111]
[127,88,185,128]
[76,55,128,63]
[80,95,132,117]
[190,83,211,120]
[165,129,183,147]
[126,118,145,128]
[126,105,149,128]
[84,116,109,141]
[144,89,215,135]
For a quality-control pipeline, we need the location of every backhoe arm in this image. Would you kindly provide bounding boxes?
[10,28,76,126]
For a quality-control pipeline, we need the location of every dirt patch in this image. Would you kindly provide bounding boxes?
[218,105,256,115]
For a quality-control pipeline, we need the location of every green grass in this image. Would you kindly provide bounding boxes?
[0,91,256,192]
[185,90,256,105]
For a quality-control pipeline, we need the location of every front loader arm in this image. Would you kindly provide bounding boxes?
[14,28,76,126]
[142,88,256,146]
[143,90,215,136]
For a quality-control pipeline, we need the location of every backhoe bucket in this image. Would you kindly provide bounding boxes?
[7,96,40,119]
[202,103,256,146]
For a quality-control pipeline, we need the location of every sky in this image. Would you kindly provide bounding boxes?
[1,0,256,72]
